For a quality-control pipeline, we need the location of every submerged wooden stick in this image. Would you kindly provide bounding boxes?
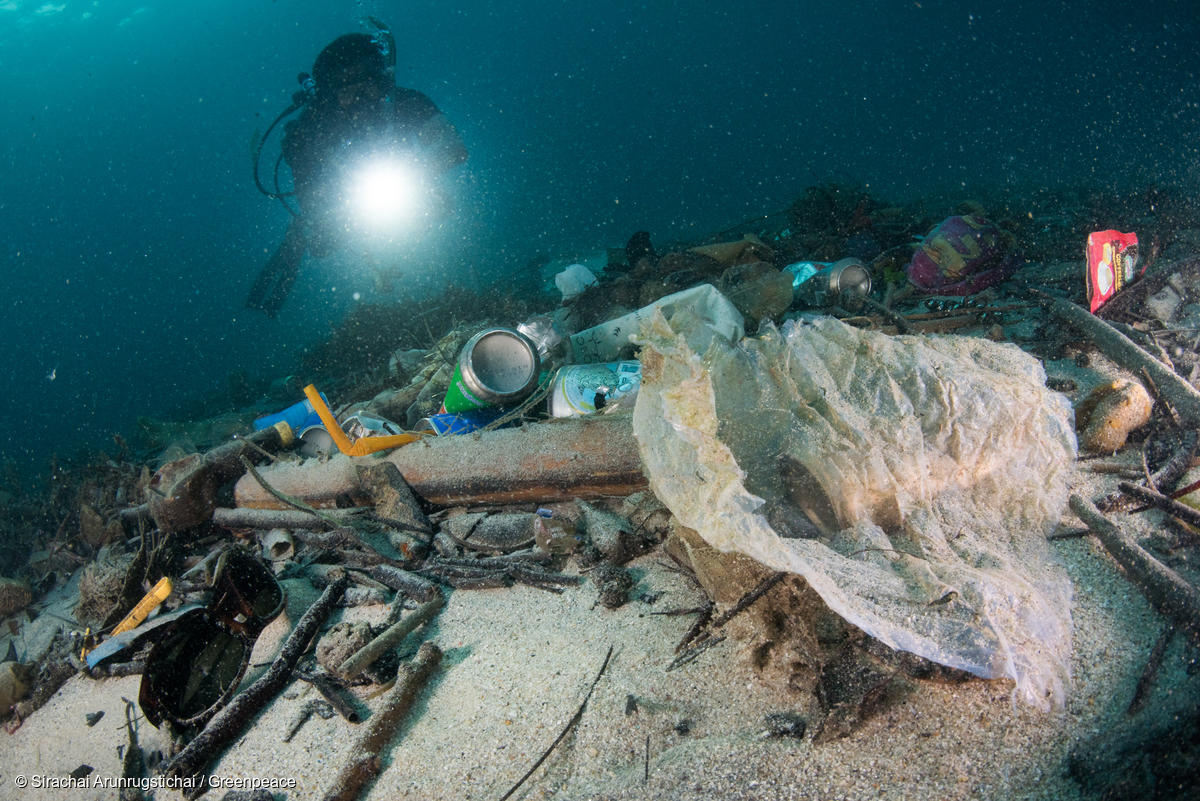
[1099,429,1197,513]
[1117,480,1200,529]
[337,592,445,681]
[302,672,361,723]
[1037,290,1200,426]
[367,564,440,601]
[1127,626,1175,716]
[165,576,349,795]
[1069,494,1200,648]
[212,506,368,530]
[321,642,443,801]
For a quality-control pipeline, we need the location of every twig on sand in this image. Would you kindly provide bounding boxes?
[499,645,615,801]
[649,604,711,617]
[367,564,441,602]
[1034,289,1200,426]
[1047,527,1091,541]
[1117,480,1200,529]
[320,642,443,801]
[1082,462,1144,478]
[1140,366,1181,427]
[211,506,369,531]
[672,601,713,654]
[1128,626,1176,716]
[675,572,785,655]
[1099,429,1198,512]
[666,635,726,672]
[1069,494,1200,649]
[708,572,787,630]
[297,671,361,723]
[337,592,445,681]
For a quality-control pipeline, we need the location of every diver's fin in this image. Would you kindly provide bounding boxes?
[246,222,307,317]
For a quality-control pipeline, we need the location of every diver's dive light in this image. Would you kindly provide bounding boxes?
[345,157,424,229]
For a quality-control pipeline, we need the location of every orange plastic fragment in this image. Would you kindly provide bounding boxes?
[303,384,420,456]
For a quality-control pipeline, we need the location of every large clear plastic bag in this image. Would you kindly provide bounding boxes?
[633,312,1076,709]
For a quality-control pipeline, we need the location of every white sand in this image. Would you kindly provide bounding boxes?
[1,477,1190,801]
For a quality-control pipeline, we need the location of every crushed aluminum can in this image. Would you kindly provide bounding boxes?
[342,412,403,439]
[298,412,404,457]
[418,408,507,436]
[517,314,569,363]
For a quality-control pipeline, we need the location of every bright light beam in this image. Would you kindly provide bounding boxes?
[346,158,423,229]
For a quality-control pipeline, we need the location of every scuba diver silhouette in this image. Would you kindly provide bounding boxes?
[247,19,467,316]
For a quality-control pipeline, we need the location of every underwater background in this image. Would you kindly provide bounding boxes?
[1,0,1198,479]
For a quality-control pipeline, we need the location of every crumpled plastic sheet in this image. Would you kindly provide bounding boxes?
[633,311,1076,709]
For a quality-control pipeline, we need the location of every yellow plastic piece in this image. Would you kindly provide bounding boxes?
[303,384,420,456]
[110,576,173,638]
[79,627,94,662]
[79,576,173,661]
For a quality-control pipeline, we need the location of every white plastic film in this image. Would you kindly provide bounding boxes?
[633,311,1075,709]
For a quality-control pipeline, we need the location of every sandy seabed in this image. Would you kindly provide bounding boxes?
[1,463,1191,801]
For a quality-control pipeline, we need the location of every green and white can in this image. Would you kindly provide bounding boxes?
[441,327,542,413]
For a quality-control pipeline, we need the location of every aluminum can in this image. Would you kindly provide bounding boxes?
[549,361,642,418]
[794,258,872,309]
[418,408,506,436]
[441,328,541,413]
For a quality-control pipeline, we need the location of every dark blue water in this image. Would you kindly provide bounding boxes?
[2,0,1198,478]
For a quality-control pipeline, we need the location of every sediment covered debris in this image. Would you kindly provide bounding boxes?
[3,186,1200,801]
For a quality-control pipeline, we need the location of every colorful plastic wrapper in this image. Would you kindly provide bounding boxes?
[906,215,1019,295]
[1086,229,1140,313]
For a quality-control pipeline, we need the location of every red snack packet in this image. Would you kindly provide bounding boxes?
[1086,230,1140,313]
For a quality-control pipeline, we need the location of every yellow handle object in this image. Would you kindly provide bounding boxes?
[79,627,95,662]
[303,384,420,456]
[79,576,173,662]
[110,576,173,638]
